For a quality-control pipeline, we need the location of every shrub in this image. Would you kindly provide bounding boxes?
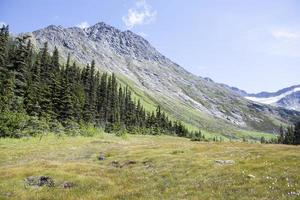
[22,116,50,136]
[79,123,103,137]
[49,119,64,134]
[0,111,29,138]
[115,129,128,137]
[63,119,81,136]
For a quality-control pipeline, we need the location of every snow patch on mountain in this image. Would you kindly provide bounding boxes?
[246,87,300,104]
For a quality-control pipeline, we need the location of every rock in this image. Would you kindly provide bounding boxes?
[62,181,74,189]
[38,176,55,187]
[25,176,55,187]
[215,160,235,165]
[247,174,255,179]
[98,155,105,161]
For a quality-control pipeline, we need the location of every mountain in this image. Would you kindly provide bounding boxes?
[244,85,300,111]
[21,22,300,136]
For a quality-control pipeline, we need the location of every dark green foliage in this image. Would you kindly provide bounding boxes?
[260,136,266,144]
[0,25,14,112]
[0,111,29,137]
[276,122,300,145]
[294,122,300,145]
[0,27,197,138]
[191,130,205,141]
[11,36,31,110]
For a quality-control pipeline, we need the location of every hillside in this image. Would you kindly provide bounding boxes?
[21,22,300,136]
[1,133,300,199]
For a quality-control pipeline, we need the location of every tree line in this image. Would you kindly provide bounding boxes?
[260,123,300,145]
[0,25,197,138]
[277,123,300,145]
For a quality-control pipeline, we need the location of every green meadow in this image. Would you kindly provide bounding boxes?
[0,133,300,200]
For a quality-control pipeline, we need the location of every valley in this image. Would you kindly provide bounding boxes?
[1,1,300,199]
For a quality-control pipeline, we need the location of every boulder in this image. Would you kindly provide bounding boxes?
[247,174,255,179]
[25,176,55,187]
[215,160,235,165]
[62,181,74,189]
[98,155,105,161]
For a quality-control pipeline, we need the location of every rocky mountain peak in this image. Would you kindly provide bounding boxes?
[85,22,120,35]
[82,22,165,62]
[30,22,167,63]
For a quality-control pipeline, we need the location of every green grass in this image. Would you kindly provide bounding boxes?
[1,133,300,199]
[235,130,277,141]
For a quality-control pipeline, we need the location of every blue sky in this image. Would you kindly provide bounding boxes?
[1,0,300,93]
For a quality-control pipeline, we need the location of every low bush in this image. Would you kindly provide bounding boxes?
[0,111,29,138]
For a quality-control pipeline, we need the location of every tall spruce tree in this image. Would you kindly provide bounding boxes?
[0,25,14,112]
[49,47,61,119]
[11,35,31,111]
[39,43,53,119]
[294,122,300,145]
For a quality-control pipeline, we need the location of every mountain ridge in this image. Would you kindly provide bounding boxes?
[245,85,300,111]
[221,82,300,112]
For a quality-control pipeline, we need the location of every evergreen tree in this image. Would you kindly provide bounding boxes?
[49,47,62,119]
[110,73,119,124]
[0,25,14,112]
[293,122,300,145]
[39,43,53,119]
[278,125,285,144]
[82,63,93,122]
[60,79,73,122]
[11,35,31,111]
[260,136,266,144]
[97,72,108,122]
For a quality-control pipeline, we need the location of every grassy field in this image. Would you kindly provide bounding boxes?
[0,133,300,200]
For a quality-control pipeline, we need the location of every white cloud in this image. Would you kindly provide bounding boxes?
[0,22,6,27]
[122,0,157,29]
[244,27,300,57]
[271,29,300,40]
[76,21,90,29]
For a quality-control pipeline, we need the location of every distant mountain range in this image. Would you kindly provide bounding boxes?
[223,84,300,112]
[20,22,300,136]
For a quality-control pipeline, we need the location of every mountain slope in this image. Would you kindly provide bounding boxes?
[22,22,300,136]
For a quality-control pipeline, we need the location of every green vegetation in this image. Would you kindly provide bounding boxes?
[276,123,300,145]
[1,133,300,199]
[235,130,276,141]
[0,25,198,139]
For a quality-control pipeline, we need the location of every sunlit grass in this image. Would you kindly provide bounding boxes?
[0,133,299,199]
